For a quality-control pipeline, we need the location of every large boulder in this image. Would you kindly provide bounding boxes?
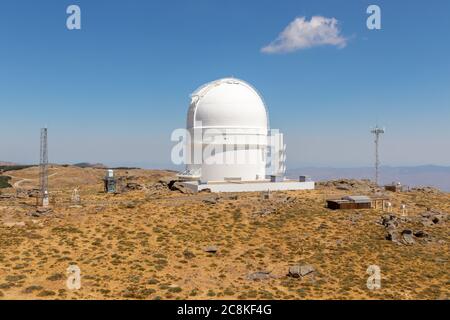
[288,265,315,278]
[158,177,173,187]
[168,181,194,194]
[380,214,399,229]
[385,228,400,243]
[401,230,415,245]
[420,210,448,226]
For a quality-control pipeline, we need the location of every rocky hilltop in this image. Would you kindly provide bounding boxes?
[0,166,448,300]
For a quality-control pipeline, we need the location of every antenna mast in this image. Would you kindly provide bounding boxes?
[371,125,385,185]
[39,127,49,207]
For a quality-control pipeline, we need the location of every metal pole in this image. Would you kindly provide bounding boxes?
[39,127,48,206]
[371,126,384,186]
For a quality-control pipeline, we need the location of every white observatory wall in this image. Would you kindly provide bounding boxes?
[201,146,266,183]
[185,130,268,182]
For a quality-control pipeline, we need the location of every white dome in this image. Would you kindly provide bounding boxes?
[187,78,268,130]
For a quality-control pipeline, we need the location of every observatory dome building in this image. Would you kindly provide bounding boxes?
[182,78,269,183]
[177,77,314,193]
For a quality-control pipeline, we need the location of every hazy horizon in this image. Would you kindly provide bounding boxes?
[0,159,450,172]
[3,160,449,191]
[2,160,449,171]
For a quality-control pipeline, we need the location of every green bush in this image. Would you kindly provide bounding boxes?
[0,176,12,188]
[0,165,34,172]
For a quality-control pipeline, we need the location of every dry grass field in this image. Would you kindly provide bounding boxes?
[0,165,448,300]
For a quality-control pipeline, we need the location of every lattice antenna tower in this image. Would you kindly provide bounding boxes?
[371,125,385,185]
[39,127,49,206]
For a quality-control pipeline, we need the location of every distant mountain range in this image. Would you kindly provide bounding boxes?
[287,165,450,192]
[0,161,19,166]
[73,162,107,169]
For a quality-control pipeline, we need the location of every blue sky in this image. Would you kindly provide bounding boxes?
[1,0,449,168]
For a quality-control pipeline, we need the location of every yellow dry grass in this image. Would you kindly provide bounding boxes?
[0,166,448,300]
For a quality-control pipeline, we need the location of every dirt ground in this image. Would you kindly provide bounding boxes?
[0,166,448,300]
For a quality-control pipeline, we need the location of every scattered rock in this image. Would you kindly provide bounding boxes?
[204,245,218,254]
[23,285,43,294]
[29,207,52,217]
[283,196,295,203]
[420,219,435,227]
[381,214,399,229]
[288,265,315,278]
[381,214,428,245]
[319,179,377,193]
[124,182,144,191]
[261,191,272,200]
[158,177,173,187]
[317,222,328,230]
[15,190,28,199]
[385,228,400,243]
[247,271,272,281]
[147,278,159,285]
[203,198,218,205]
[385,222,430,244]
[183,249,196,260]
[36,207,52,214]
[348,213,361,224]
[30,219,44,227]
[401,230,415,245]
[145,182,167,195]
[420,210,448,226]
[381,214,403,244]
[411,186,442,194]
[259,208,277,216]
[336,184,351,191]
[27,189,40,198]
[414,230,428,238]
[122,201,138,209]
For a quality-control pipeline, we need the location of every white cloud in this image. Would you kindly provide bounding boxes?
[261,16,348,54]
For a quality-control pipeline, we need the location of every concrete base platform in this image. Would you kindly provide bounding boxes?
[180,180,315,193]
